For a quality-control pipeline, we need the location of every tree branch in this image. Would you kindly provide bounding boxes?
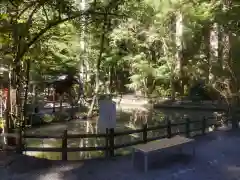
[15,2,44,63]
[8,0,17,8]
[42,5,49,22]
[17,1,37,19]
[16,10,126,62]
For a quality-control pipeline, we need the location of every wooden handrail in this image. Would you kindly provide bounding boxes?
[14,116,226,160]
[67,133,107,138]
[24,146,107,152]
[24,134,62,138]
[114,129,143,136]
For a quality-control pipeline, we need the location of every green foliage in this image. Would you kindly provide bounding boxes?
[42,114,54,123]
[1,0,240,109]
[0,118,4,129]
[30,22,81,78]
[42,112,69,124]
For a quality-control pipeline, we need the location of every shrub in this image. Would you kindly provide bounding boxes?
[42,114,54,123]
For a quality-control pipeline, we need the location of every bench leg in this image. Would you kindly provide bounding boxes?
[144,154,148,173]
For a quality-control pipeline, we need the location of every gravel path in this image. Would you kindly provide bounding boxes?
[2,128,240,180]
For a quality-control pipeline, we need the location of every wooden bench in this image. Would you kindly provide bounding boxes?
[132,136,195,172]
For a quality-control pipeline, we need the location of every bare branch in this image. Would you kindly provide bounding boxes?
[8,0,17,8]
[26,2,42,25]
[15,2,44,63]
[15,10,127,62]
[17,1,37,19]
[225,63,237,85]
[42,5,49,22]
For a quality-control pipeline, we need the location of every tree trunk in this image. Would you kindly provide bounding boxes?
[203,24,210,83]
[15,59,23,123]
[175,11,184,96]
[229,98,239,129]
[108,66,114,94]
[23,59,31,126]
[52,90,56,113]
[87,13,108,117]
[227,32,239,128]
[209,23,219,83]
[60,95,63,112]
[3,65,12,147]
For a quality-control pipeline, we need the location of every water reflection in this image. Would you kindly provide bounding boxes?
[24,107,226,160]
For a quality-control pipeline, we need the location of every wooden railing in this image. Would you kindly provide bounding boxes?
[15,116,225,160]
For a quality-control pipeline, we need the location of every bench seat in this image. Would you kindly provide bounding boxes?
[132,136,195,172]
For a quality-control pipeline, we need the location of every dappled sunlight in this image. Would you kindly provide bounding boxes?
[34,162,83,180]
[36,173,64,180]
[1,0,240,179]
[6,130,240,180]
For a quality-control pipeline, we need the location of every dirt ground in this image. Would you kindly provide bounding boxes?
[2,127,240,180]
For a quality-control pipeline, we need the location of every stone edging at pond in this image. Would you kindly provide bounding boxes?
[26,106,81,127]
[153,103,227,111]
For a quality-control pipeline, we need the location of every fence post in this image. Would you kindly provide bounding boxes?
[167,118,172,138]
[61,129,67,161]
[185,117,190,138]
[105,128,109,158]
[202,116,206,135]
[109,128,115,157]
[142,123,147,143]
[16,127,23,154]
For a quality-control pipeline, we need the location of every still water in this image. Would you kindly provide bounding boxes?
[24,107,225,160]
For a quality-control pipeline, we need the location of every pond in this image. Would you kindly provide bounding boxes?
[24,105,226,160]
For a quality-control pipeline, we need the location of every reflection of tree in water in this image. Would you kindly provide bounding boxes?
[127,109,147,128]
[119,108,227,143]
[25,107,227,160]
[67,118,99,159]
[79,120,99,159]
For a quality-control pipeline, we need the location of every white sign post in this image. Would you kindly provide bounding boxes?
[98,99,116,133]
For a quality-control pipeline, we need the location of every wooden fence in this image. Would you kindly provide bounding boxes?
[15,116,224,160]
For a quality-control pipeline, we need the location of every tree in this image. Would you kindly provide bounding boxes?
[1,0,240,132]
[0,0,124,143]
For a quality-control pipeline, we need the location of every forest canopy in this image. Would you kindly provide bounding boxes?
[1,0,240,122]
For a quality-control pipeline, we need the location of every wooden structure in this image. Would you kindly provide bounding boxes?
[132,136,195,172]
[13,116,225,160]
[29,74,83,112]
